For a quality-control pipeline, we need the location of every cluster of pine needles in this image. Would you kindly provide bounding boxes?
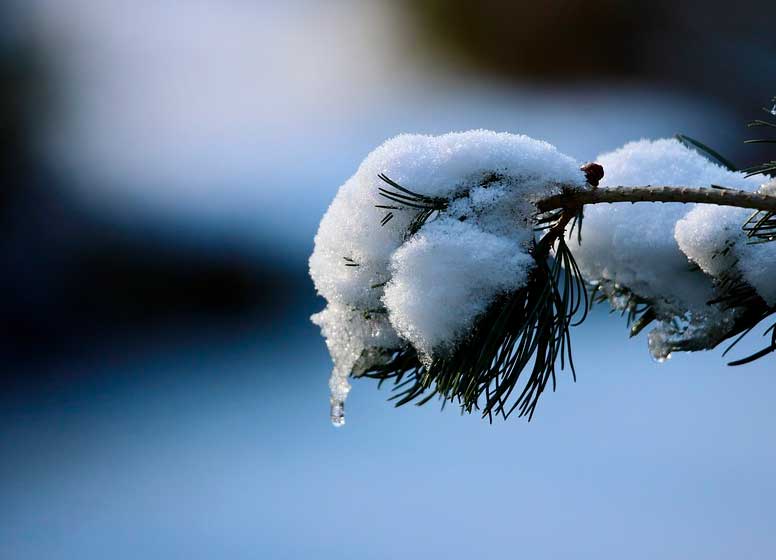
[359,175,588,421]
[351,98,776,421]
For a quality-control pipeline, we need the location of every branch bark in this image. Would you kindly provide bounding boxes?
[536,186,776,214]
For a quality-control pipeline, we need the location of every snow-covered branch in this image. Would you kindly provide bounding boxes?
[310,130,776,426]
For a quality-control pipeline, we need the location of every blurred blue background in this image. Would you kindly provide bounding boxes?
[2,1,776,558]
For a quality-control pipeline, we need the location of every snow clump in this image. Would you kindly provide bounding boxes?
[676,178,776,308]
[310,130,586,424]
[569,138,760,360]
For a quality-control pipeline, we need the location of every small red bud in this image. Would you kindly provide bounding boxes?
[580,162,604,187]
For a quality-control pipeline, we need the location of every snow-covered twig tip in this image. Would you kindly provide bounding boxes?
[310,131,776,426]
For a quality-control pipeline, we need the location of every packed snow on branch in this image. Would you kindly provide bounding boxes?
[676,178,776,308]
[309,130,586,425]
[383,219,534,361]
[311,130,775,426]
[568,138,761,360]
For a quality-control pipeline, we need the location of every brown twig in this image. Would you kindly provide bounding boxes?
[536,185,776,214]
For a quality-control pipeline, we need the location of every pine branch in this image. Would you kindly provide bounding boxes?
[536,185,776,214]
[318,99,776,425]
[358,177,776,422]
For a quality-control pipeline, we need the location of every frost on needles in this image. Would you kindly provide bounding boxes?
[310,130,776,426]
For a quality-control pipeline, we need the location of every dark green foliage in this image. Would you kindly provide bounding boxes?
[707,247,776,366]
[377,173,448,239]
[743,209,776,243]
[675,133,737,171]
[743,98,776,178]
[741,102,776,243]
[360,175,588,421]
[361,231,587,421]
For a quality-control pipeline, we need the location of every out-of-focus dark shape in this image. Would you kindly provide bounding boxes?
[0,208,307,372]
[404,0,776,166]
[0,45,46,223]
[405,0,775,88]
[0,33,309,373]
[406,0,644,79]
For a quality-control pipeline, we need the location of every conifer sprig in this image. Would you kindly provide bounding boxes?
[341,98,776,421]
[360,176,589,421]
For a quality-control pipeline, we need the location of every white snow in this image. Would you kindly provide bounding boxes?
[310,130,584,310]
[572,138,759,311]
[382,218,534,361]
[738,244,776,306]
[309,130,586,423]
[676,179,776,306]
[571,138,760,358]
[674,205,748,278]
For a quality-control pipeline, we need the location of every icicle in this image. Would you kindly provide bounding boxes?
[328,367,351,428]
[647,330,672,363]
[330,397,345,427]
